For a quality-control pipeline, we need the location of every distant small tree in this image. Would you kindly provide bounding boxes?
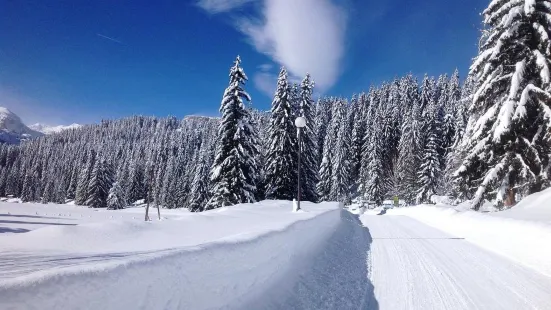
[86,158,114,208]
[107,181,126,210]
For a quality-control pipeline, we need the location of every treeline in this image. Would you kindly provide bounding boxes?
[0,65,471,210]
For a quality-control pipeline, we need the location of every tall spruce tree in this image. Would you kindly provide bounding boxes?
[298,73,319,202]
[350,93,369,186]
[264,67,299,201]
[205,56,260,210]
[417,106,444,204]
[86,158,114,208]
[456,0,551,209]
[331,100,353,204]
[188,147,212,212]
[362,91,386,205]
[396,98,422,203]
[75,152,95,205]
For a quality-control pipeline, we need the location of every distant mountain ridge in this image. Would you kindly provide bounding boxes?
[0,107,43,144]
[29,123,82,134]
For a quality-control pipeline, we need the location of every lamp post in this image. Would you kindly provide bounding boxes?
[294,116,306,212]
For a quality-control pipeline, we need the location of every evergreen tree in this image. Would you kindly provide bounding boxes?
[75,153,94,205]
[41,179,54,204]
[397,104,422,203]
[86,158,114,208]
[317,98,342,201]
[107,181,125,210]
[20,172,35,202]
[126,160,145,204]
[350,93,369,185]
[331,100,353,204]
[188,149,211,212]
[264,67,299,201]
[298,73,319,202]
[456,0,551,209]
[417,86,444,203]
[363,124,385,205]
[206,56,260,209]
[416,107,443,204]
[315,98,333,168]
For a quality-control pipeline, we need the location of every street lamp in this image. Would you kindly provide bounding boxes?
[294,116,306,212]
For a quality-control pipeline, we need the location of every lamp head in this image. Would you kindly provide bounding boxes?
[295,116,306,128]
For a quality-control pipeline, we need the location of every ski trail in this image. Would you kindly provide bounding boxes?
[362,214,551,310]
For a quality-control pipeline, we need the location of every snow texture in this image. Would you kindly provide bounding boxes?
[0,201,371,310]
[387,191,551,278]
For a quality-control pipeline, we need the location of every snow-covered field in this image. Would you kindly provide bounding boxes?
[2,192,551,310]
[1,201,377,309]
[0,200,187,234]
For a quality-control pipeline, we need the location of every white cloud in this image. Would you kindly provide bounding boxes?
[196,0,254,14]
[257,63,273,71]
[253,72,277,97]
[238,0,347,91]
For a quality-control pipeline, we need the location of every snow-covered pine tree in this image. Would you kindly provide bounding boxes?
[331,100,353,204]
[359,89,380,192]
[75,151,95,205]
[298,73,319,202]
[396,75,421,203]
[417,81,443,204]
[350,93,369,186]
[441,71,460,157]
[107,181,125,210]
[454,74,476,146]
[205,56,260,209]
[188,147,211,212]
[315,98,333,168]
[20,172,35,202]
[381,80,403,197]
[317,98,343,201]
[86,158,114,208]
[0,167,7,197]
[264,67,299,201]
[361,89,386,205]
[456,0,551,209]
[41,179,54,204]
[126,159,145,204]
[362,122,385,206]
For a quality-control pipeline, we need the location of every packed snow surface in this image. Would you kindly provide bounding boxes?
[2,194,551,310]
[1,201,380,309]
[361,214,551,309]
[386,190,551,278]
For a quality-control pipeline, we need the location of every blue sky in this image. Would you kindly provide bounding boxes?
[0,0,486,125]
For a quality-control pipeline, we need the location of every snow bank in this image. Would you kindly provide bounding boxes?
[0,201,344,309]
[387,198,551,277]
[491,188,551,223]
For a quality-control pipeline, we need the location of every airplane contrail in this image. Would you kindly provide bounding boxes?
[96,33,123,44]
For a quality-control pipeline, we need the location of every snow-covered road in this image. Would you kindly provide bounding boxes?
[361,214,551,310]
[2,200,551,310]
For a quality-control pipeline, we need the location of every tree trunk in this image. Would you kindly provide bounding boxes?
[504,187,516,207]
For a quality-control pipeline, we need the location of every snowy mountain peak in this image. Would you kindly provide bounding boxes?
[29,123,82,134]
[0,107,43,144]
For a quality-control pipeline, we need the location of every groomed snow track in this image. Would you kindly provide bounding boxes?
[0,209,378,310]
